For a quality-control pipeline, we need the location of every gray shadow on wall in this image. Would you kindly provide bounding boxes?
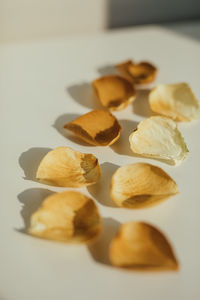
[162,20,200,42]
[106,0,200,29]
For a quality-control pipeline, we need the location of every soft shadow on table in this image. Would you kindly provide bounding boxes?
[19,147,51,181]
[87,162,119,207]
[53,113,92,146]
[88,217,120,266]
[67,83,102,110]
[111,119,138,156]
[133,88,153,118]
[17,188,54,234]
[97,64,118,76]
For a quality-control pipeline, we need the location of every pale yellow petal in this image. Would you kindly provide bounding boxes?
[129,116,189,165]
[149,83,200,121]
[36,146,101,187]
[111,163,178,208]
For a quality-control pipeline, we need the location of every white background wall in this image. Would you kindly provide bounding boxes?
[0,0,200,42]
[0,0,107,42]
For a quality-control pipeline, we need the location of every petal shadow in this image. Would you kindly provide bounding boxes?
[87,162,119,207]
[133,88,154,118]
[19,147,51,181]
[67,83,102,110]
[17,188,54,233]
[111,119,138,156]
[97,64,118,76]
[53,113,92,146]
[88,217,120,266]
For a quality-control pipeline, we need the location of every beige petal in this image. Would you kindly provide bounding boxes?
[92,75,136,111]
[149,83,200,121]
[116,60,157,84]
[110,163,178,208]
[29,191,102,243]
[36,146,101,187]
[64,110,121,146]
[109,222,179,271]
[129,116,189,165]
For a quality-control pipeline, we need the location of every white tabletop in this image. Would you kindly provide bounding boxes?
[1,25,200,300]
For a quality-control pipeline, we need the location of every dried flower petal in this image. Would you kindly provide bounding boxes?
[36,146,101,187]
[116,60,134,83]
[116,60,157,84]
[93,75,136,111]
[149,83,200,121]
[109,222,179,271]
[29,191,102,243]
[110,163,178,208]
[129,116,189,165]
[64,110,121,146]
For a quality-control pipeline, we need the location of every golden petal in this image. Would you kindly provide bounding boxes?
[110,163,178,208]
[93,75,136,111]
[116,60,157,84]
[116,60,135,83]
[129,116,189,165]
[64,110,121,146]
[109,222,179,271]
[36,146,101,187]
[29,191,102,243]
[149,83,200,121]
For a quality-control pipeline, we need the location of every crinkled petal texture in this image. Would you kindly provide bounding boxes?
[29,191,102,243]
[149,83,200,121]
[110,163,178,208]
[64,110,121,146]
[109,222,179,271]
[93,75,136,111]
[116,60,157,84]
[36,146,101,187]
[129,116,189,165]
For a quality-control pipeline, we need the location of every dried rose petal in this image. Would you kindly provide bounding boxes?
[64,110,121,146]
[29,191,102,243]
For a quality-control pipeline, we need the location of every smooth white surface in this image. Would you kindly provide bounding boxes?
[1,26,200,300]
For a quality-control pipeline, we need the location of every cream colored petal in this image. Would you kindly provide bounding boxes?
[109,222,179,271]
[64,110,121,146]
[36,146,101,187]
[93,75,136,111]
[129,116,189,165]
[116,60,157,84]
[110,163,178,208]
[29,191,102,243]
[149,83,200,121]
